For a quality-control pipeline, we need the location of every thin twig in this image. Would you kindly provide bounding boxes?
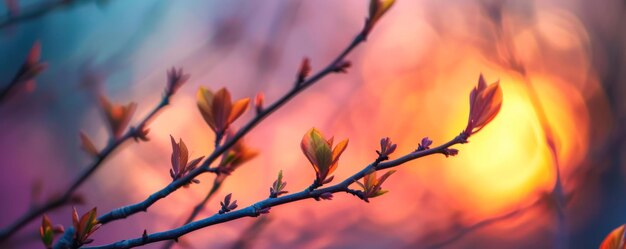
[520,75,568,249]
[229,216,272,249]
[422,8,570,247]
[85,135,466,249]
[424,197,544,249]
[0,66,25,105]
[159,8,299,240]
[96,29,367,225]
[0,86,175,243]
[160,178,222,249]
[0,42,44,105]
[496,18,568,245]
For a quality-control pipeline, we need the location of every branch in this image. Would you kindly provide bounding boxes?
[85,135,466,249]
[0,41,46,105]
[0,65,27,104]
[0,80,175,243]
[97,29,367,225]
[160,178,222,249]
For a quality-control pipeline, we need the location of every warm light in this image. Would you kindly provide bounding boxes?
[443,80,556,216]
[81,1,602,248]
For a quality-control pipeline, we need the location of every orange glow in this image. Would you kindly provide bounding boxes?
[77,1,606,248]
[441,77,587,216]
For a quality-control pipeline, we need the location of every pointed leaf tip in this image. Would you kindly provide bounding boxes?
[301,128,347,186]
[600,225,626,249]
[79,132,99,157]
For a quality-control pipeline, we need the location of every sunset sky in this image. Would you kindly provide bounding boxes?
[1,1,625,248]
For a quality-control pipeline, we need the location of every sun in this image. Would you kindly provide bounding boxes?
[442,76,588,216]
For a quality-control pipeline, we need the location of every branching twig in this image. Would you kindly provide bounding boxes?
[418,6,570,246]
[97,28,368,225]
[160,178,223,249]
[85,135,467,249]
[0,78,177,243]
[0,41,46,106]
[412,4,570,247]
[0,67,28,104]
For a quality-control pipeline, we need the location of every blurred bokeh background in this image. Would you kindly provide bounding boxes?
[1,0,625,248]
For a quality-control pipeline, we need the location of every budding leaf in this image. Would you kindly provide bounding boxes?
[355,170,396,202]
[301,128,348,187]
[169,135,204,186]
[297,57,311,83]
[40,215,54,249]
[270,170,288,197]
[72,207,101,246]
[217,132,258,176]
[254,92,264,113]
[364,0,396,36]
[165,67,190,97]
[464,74,503,137]
[197,87,250,136]
[99,95,137,139]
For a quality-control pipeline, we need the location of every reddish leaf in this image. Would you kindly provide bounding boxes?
[79,132,99,157]
[301,128,348,186]
[229,98,249,125]
[297,57,311,82]
[212,89,232,133]
[217,132,258,175]
[356,170,396,201]
[254,92,264,113]
[12,42,47,93]
[99,95,137,138]
[197,87,216,131]
[464,74,503,137]
[40,215,54,249]
[72,207,100,245]
[197,87,250,136]
[600,225,626,249]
